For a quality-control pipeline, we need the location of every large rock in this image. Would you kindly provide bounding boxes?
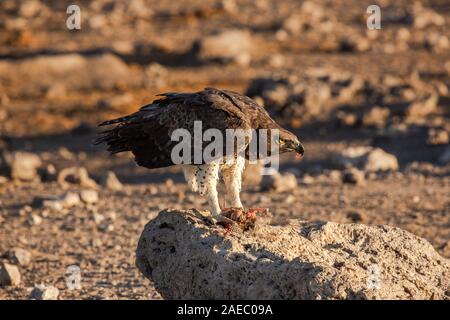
[136,209,450,300]
[333,147,399,172]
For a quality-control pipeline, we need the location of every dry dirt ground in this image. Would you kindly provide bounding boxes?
[0,0,449,299]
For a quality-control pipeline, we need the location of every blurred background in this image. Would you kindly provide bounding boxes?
[0,0,449,299]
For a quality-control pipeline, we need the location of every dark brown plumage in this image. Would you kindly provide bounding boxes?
[94,87,303,169]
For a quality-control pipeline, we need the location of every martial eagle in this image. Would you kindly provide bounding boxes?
[95,88,304,223]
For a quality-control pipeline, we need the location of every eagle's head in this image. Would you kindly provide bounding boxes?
[278,129,304,156]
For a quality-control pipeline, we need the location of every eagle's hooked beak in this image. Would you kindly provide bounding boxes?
[295,141,304,157]
[286,140,304,157]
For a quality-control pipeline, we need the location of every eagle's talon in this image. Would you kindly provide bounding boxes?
[208,214,236,226]
[221,207,244,222]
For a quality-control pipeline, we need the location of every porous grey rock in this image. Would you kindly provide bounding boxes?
[333,147,398,172]
[0,262,21,286]
[30,284,59,300]
[136,209,450,300]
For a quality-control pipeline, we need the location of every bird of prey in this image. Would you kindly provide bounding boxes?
[95,87,304,223]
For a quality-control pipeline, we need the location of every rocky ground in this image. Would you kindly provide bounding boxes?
[0,0,449,299]
[137,209,450,299]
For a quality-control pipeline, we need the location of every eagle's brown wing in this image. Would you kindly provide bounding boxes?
[94,88,254,169]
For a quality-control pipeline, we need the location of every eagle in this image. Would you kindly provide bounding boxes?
[95,87,304,223]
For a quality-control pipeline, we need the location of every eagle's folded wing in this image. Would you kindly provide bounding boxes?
[94,88,253,169]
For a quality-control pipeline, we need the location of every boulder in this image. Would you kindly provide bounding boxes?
[333,147,399,172]
[136,209,450,300]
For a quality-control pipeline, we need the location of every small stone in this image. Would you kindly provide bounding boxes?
[58,147,75,160]
[406,92,438,118]
[342,168,365,185]
[2,151,42,181]
[9,248,32,266]
[261,172,298,193]
[105,211,117,221]
[197,29,253,64]
[362,107,390,128]
[80,189,99,204]
[92,213,105,224]
[333,147,398,172]
[29,213,43,225]
[98,223,114,232]
[427,128,449,145]
[30,284,59,300]
[39,164,57,182]
[42,199,63,211]
[336,111,358,127]
[301,175,314,185]
[19,205,32,216]
[148,185,158,195]
[58,167,98,189]
[0,176,9,185]
[92,238,103,247]
[0,262,21,286]
[364,148,399,172]
[328,170,342,182]
[103,171,124,191]
[62,192,81,208]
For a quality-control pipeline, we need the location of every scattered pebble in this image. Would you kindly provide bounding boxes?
[80,189,99,204]
[30,284,59,300]
[103,171,124,191]
[0,262,21,286]
[9,248,32,266]
[342,168,366,185]
[58,167,98,189]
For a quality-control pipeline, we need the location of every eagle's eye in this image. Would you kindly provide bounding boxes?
[279,138,285,145]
